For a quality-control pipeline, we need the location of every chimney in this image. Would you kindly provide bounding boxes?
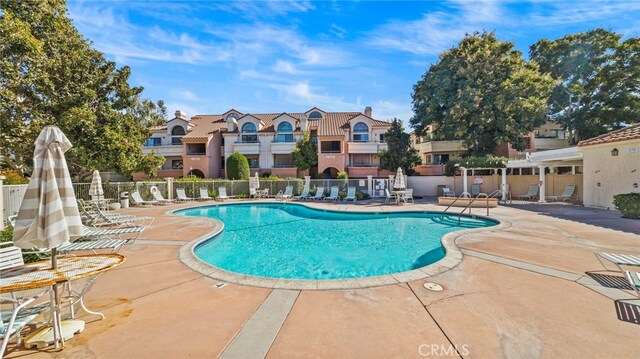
[226,116,237,132]
[364,106,372,117]
[300,115,308,132]
[175,110,187,119]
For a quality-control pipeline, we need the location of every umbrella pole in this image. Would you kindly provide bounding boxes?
[51,248,64,349]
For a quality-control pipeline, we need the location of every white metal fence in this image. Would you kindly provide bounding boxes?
[2,184,28,223]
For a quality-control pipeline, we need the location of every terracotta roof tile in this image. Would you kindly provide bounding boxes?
[578,123,640,147]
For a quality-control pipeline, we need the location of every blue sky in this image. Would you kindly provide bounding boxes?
[68,0,640,127]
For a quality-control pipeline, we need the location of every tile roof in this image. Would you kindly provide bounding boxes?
[187,110,391,137]
[578,123,640,147]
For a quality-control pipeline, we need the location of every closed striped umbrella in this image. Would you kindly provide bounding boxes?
[393,167,405,189]
[13,126,84,250]
[89,170,104,199]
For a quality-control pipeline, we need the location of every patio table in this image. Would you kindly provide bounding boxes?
[0,254,126,349]
[256,189,269,199]
[392,190,406,205]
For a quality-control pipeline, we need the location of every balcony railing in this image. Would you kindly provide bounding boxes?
[186,152,206,155]
[144,142,181,147]
[272,164,296,168]
[348,163,378,167]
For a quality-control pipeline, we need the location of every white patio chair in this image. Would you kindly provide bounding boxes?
[402,189,414,203]
[516,184,539,200]
[130,190,158,206]
[310,187,325,201]
[547,184,576,202]
[198,187,213,201]
[385,189,397,203]
[442,187,456,197]
[344,187,357,202]
[217,187,235,201]
[295,186,311,201]
[323,186,339,201]
[152,190,174,204]
[175,188,194,201]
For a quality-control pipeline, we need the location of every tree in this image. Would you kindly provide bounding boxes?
[0,0,164,180]
[292,132,318,170]
[133,98,168,128]
[226,152,250,180]
[411,32,555,155]
[530,29,640,143]
[378,119,421,175]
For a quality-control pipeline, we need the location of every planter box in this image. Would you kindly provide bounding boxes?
[437,197,499,208]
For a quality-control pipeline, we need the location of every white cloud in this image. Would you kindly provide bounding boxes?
[214,0,315,19]
[273,60,304,75]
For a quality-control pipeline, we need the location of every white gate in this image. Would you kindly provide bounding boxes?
[3,184,28,223]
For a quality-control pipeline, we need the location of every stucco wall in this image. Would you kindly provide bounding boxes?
[581,140,640,209]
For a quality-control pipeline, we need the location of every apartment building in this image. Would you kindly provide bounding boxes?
[411,121,571,175]
[139,107,392,179]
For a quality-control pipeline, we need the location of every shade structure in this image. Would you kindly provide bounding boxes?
[13,126,83,250]
[393,167,406,189]
[89,170,104,199]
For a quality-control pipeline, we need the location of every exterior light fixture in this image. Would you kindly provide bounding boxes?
[611,148,619,156]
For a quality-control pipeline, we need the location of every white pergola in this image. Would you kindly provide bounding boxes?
[505,147,583,203]
[458,147,583,203]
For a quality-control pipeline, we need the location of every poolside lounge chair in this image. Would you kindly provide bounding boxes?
[516,184,539,200]
[624,271,640,298]
[385,189,397,204]
[217,186,234,201]
[275,186,293,201]
[295,186,311,201]
[343,187,357,202]
[471,185,481,197]
[547,184,576,202]
[442,187,456,197]
[84,202,153,227]
[310,187,325,201]
[198,187,213,201]
[131,190,158,206]
[595,252,640,273]
[0,245,51,358]
[323,186,339,201]
[402,188,414,203]
[175,188,193,201]
[152,190,174,204]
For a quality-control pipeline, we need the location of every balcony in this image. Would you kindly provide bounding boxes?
[233,141,260,155]
[415,140,465,154]
[271,141,296,154]
[142,144,183,157]
[347,141,387,154]
[534,137,570,151]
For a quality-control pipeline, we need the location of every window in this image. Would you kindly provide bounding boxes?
[352,122,369,142]
[186,143,206,155]
[145,137,161,146]
[308,111,323,120]
[379,134,386,143]
[226,113,239,122]
[274,154,294,167]
[276,122,294,142]
[171,126,186,145]
[246,155,259,168]
[321,141,341,153]
[434,154,450,164]
[171,160,183,169]
[350,154,372,167]
[241,122,258,143]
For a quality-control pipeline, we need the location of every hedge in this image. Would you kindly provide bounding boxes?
[226,152,250,180]
[613,193,640,219]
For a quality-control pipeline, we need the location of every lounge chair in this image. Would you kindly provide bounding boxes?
[295,186,311,201]
[595,252,640,273]
[385,189,397,204]
[624,271,640,298]
[152,190,174,204]
[217,186,234,201]
[84,202,153,227]
[198,187,213,201]
[547,184,576,202]
[275,186,293,201]
[323,186,339,201]
[131,190,158,206]
[402,188,414,203]
[516,184,539,200]
[442,187,456,197]
[310,187,325,201]
[175,188,193,201]
[343,187,357,202]
[0,245,51,357]
[471,185,481,197]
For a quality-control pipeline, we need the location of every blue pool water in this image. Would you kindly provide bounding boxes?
[176,203,497,280]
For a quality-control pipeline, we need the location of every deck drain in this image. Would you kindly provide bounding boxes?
[423,282,444,291]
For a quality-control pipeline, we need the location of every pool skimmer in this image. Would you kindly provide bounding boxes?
[423,282,444,292]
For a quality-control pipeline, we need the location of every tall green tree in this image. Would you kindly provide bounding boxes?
[411,32,555,155]
[0,0,164,180]
[530,29,640,143]
[226,152,250,180]
[378,119,421,175]
[292,132,318,171]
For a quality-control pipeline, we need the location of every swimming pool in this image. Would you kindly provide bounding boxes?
[177,203,497,280]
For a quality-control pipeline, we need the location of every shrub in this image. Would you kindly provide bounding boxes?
[613,193,640,219]
[226,152,250,180]
[355,192,371,200]
[0,170,29,185]
[235,193,249,199]
[336,171,348,179]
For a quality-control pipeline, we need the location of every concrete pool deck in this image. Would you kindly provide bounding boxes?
[4,199,639,358]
